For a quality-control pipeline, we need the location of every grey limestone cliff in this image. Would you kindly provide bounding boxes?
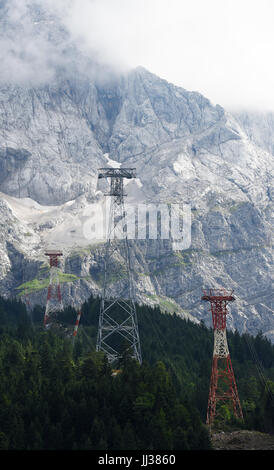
[0,4,273,341]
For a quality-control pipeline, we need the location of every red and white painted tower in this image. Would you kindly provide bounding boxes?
[73,310,82,340]
[44,251,63,329]
[202,288,243,426]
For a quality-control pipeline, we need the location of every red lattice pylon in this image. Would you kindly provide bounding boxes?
[43,251,63,329]
[73,310,82,339]
[202,288,243,426]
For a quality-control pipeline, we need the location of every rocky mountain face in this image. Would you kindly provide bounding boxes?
[0,4,273,341]
[234,111,274,157]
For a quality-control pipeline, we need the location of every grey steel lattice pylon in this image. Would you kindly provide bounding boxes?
[96,168,142,365]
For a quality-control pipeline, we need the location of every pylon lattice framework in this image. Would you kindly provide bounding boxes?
[96,168,142,365]
[43,251,64,329]
[202,288,243,426]
[73,310,82,339]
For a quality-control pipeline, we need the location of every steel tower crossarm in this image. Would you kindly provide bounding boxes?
[98,168,136,179]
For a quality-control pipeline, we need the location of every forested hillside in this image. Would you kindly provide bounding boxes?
[0,295,274,450]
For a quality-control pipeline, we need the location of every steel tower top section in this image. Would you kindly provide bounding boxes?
[98,168,136,204]
[45,251,63,267]
[98,168,136,179]
[202,288,235,302]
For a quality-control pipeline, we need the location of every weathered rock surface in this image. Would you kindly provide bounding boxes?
[0,4,273,341]
[211,430,274,450]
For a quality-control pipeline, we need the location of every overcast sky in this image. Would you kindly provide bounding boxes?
[3,0,274,112]
[62,0,274,111]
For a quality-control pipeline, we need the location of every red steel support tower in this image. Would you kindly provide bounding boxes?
[202,288,243,426]
[73,310,82,340]
[44,251,63,329]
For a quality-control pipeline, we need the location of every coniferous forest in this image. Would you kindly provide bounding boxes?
[0,295,274,450]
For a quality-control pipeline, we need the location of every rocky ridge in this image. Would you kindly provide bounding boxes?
[0,4,273,340]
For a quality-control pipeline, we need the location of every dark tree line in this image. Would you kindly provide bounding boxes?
[0,294,273,450]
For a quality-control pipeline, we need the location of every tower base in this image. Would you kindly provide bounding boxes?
[207,355,243,426]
